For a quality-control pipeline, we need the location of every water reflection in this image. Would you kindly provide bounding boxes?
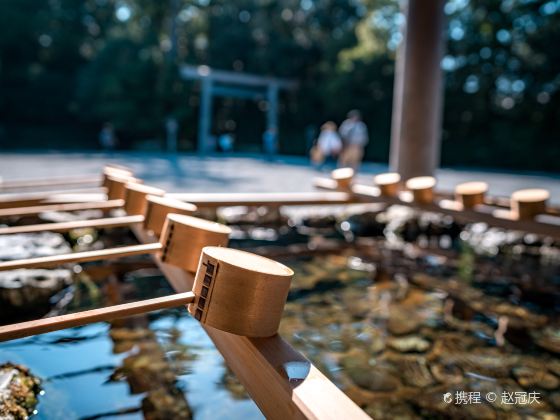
[0,266,263,420]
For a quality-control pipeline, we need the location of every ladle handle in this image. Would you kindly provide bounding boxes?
[0,175,100,191]
[0,199,123,218]
[0,242,162,271]
[0,291,195,341]
[0,214,144,235]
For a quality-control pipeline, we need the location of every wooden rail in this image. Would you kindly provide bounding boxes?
[0,188,107,209]
[0,164,132,192]
[0,190,357,223]
[132,226,369,420]
[167,191,361,207]
[40,193,109,204]
[0,175,101,192]
[314,177,560,239]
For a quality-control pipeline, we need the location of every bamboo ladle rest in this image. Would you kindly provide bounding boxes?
[0,246,293,341]
[0,195,197,236]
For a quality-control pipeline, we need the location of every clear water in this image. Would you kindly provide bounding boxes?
[3,221,560,418]
[276,241,560,418]
[0,266,263,420]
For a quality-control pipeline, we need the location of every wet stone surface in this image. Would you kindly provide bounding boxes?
[0,363,41,420]
[0,269,73,323]
[0,233,71,261]
[266,206,560,419]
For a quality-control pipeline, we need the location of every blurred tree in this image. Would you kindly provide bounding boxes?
[0,0,89,147]
[0,0,558,170]
[441,0,560,170]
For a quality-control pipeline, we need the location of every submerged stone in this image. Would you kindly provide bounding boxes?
[513,366,560,390]
[221,368,250,400]
[0,233,70,261]
[532,327,560,354]
[340,351,401,392]
[430,362,464,384]
[387,335,431,353]
[0,269,73,322]
[301,215,337,230]
[384,353,435,388]
[0,363,41,420]
[338,212,385,238]
[387,311,421,336]
[364,399,417,420]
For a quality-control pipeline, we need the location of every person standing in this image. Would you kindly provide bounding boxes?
[218,132,235,152]
[338,110,369,170]
[165,117,179,152]
[263,127,278,160]
[99,123,118,150]
[314,121,342,170]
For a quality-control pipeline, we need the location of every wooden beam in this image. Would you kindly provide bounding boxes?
[180,65,297,90]
[167,192,360,208]
[212,85,265,100]
[314,177,560,239]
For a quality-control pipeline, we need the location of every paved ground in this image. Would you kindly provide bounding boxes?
[1,151,559,203]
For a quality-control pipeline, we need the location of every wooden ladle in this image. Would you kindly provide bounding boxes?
[0,245,293,340]
[0,195,197,236]
[0,214,230,273]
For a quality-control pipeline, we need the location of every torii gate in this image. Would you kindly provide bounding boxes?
[180,65,297,154]
[182,0,445,168]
